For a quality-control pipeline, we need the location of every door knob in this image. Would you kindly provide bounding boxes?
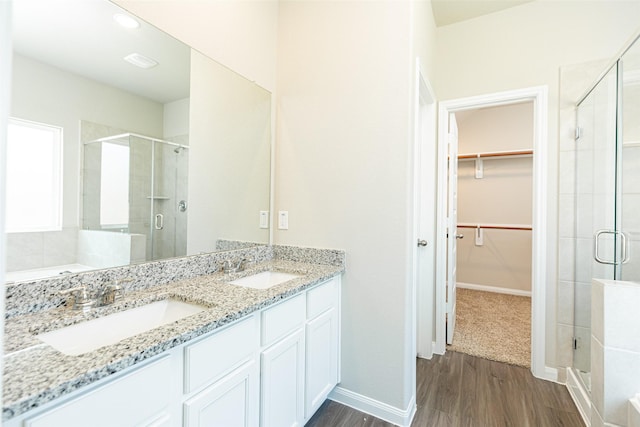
[455,234,464,239]
[417,239,428,247]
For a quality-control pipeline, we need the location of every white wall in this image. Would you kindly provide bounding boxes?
[114,0,278,93]
[434,0,640,370]
[275,0,436,418]
[163,97,190,139]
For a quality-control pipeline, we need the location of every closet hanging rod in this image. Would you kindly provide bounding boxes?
[457,149,533,160]
[457,223,533,231]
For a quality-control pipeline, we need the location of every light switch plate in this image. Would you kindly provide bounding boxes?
[259,211,269,229]
[278,211,289,230]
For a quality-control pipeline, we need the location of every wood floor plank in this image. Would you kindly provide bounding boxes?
[306,352,583,427]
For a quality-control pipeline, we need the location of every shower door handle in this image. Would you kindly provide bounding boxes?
[155,214,164,230]
[593,229,628,265]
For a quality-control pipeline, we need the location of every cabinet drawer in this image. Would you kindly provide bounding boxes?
[307,277,338,319]
[25,356,172,427]
[184,314,259,394]
[261,294,305,347]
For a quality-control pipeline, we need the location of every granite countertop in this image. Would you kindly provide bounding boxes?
[3,259,343,421]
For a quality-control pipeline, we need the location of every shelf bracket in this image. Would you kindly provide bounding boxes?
[475,155,483,179]
[474,226,484,246]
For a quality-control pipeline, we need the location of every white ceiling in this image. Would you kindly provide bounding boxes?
[12,0,190,104]
[431,0,535,27]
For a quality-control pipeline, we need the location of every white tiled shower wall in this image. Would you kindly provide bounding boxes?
[591,280,640,426]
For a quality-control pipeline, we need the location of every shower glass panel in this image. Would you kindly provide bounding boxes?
[620,39,640,281]
[573,64,619,388]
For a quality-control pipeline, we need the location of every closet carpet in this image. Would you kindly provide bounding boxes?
[447,288,531,368]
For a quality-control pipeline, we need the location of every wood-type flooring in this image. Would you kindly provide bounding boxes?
[306,351,584,427]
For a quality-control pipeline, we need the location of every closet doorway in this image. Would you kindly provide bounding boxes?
[434,86,550,380]
[449,103,534,368]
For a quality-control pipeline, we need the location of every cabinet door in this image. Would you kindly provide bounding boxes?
[184,360,259,427]
[305,308,339,420]
[260,328,305,427]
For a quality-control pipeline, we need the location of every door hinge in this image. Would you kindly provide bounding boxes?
[575,127,583,141]
[573,337,578,350]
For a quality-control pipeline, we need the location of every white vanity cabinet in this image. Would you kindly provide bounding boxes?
[5,275,341,427]
[259,276,341,426]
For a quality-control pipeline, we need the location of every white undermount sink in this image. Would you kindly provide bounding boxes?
[37,299,207,356]
[228,271,301,290]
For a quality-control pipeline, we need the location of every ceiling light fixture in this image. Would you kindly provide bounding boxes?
[123,53,158,69]
[113,13,140,29]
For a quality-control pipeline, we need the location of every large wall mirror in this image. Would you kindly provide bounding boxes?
[7,0,271,283]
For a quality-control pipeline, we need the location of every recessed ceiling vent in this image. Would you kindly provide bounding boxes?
[113,13,140,29]
[123,53,158,69]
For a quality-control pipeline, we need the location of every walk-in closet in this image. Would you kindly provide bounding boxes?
[447,102,534,367]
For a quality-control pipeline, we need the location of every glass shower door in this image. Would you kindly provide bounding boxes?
[573,64,619,385]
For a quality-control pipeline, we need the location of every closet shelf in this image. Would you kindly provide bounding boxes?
[457,149,533,160]
[457,223,532,231]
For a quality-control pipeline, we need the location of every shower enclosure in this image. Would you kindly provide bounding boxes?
[572,35,640,392]
[82,133,189,263]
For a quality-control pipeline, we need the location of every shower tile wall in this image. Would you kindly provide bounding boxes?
[81,120,133,231]
[82,141,102,230]
[166,134,189,258]
[591,279,640,426]
[128,135,153,259]
[152,143,176,260]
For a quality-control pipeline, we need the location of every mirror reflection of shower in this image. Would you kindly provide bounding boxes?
[82,132,189,265]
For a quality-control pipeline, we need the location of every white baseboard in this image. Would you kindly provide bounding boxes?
[328,386,416,427]
[457,281,531,297]
[540,366,559,383]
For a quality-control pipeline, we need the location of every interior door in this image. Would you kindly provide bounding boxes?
[446,113,459,345]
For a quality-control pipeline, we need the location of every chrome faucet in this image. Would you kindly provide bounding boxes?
[59,286,95,312]
[98,278,132,306]
[221,258,252,274]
